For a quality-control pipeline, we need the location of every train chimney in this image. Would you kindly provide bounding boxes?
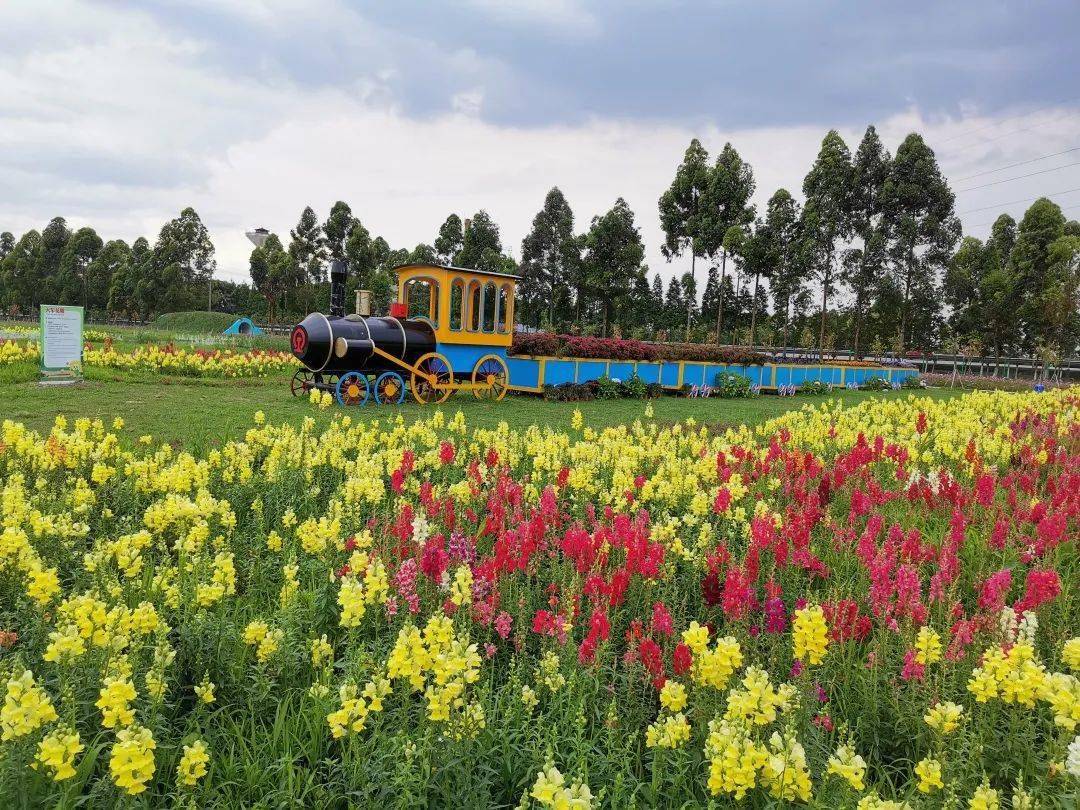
[329,259,347,318]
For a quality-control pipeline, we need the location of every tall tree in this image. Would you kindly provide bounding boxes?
[740,219,771,347]
[659,139,713,338]
[663,276,684,334]
[323,201,356,263]
[883,133,960,348]
[0,232,13,261]
[345,220,379,287]
[801,130,852,355]
[520,187,579,328]
[981,214,1020,366]
[0,230,41,312]
[456,211,509,273]
[1010,197,1067,350]
[58,226,103,308]
[86,240,130,314]
[943,236,989,340]
[700,264,720,335]
[434,215,464,264]
[703,144,755,342]
[581,198,645,336]
[288,206,326,282]
[718,225,746,342]
[762,189,802,349]
[650,273,666,332]
[1042,230,1080,356]
[844,126,892,356]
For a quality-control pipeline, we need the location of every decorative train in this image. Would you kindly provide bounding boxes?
[289,260,920,406]
[290,260,517,405]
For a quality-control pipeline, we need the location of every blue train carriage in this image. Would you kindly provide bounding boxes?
[289,261,518,405]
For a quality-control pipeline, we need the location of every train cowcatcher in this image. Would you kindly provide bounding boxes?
[290,260,518,406]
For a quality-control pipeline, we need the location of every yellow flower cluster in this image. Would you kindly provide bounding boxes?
[792,604,829,665]
[384,615,484,735]
[914,626,943,666]
[96,676,137,728]
[109,724,156,795]
[529,764,593,809]
[968,642,1046,706]
[827,743,867,791]
[924,701,965,734]
[86,344,300,378]
[326,677,392,738]
[1,670,58,741]
[33,726,84,781]
[242,620,283,664]
[914,757,944,793]
[177,740,209,787]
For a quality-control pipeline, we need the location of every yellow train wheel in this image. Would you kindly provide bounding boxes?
[471,354,509,401]
[410,352,454,405]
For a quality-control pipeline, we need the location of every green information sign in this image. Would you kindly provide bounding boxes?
[39,304,84,382]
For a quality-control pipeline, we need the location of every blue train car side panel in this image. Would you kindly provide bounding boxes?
[608,361,635,381]
[506,357,541,389]
[441,344,505,374]
[576,360,607,383]
[635,363,661,384]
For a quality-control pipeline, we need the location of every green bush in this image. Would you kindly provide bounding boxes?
[862,376,892,391]
[713,371,757,399]
[800,380,831,396]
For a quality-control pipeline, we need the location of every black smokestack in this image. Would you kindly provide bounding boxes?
[329,259,347,318]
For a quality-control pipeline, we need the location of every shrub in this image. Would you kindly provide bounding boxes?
[713,371,757,398]
[800,380,832,396]
[510,332,769,364]
[593,375,623,399]
[862,376,892,392]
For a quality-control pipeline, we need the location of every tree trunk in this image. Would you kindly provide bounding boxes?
[749,272,760,348]
[818,258,830,360]
[602,301,609,338]
[899,248,914,350]
[685,251,695,341]
[851,292,863,359]
[715,250,727,344]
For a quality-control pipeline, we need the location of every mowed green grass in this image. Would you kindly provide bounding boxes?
[0,360,964,452]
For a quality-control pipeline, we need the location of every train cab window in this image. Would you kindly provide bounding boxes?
[449,279,464,331]
[468,281,481,331]
[497,284,512,333]
[481,282,497,332]
[406,277,439,326]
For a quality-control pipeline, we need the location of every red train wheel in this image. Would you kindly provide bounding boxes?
[471,354,509,401]
[410,352,454,405]
[290,369,314,397]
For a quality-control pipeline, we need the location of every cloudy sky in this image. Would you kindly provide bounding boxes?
[2,0,1080,284]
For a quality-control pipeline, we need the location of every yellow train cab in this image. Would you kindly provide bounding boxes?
[395,263,520,348]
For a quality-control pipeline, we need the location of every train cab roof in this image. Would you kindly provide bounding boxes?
[394,263,518,348]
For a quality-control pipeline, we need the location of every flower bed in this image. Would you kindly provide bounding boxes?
[0,340,298,378]
[511,332,769,364]
[0,390,1078,806]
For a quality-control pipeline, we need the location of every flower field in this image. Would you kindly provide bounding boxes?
[1,390,1078,808]
[0,339,298,378]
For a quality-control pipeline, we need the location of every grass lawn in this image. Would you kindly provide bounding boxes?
[0,360,965,452]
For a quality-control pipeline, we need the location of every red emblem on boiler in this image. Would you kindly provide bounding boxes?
[291,326,307,354]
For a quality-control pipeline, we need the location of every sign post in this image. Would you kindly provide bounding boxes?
[39,305,84,384]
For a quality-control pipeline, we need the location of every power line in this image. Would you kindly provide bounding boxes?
[966,202,1080,229]
[955,147,1080,181]
[937,96,1080,146]
[957,187,1080,215]
[956,161,1080,193]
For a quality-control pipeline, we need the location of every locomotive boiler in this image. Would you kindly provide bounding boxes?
[289,259,519,405]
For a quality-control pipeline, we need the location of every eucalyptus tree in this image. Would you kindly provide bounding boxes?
[704,144,755,342]
[520,187,579,328]
[322,201,356,263]
[762,189,801,349]
[288,206,326,283]
[843,126,892,356]
[801,130,853,355]
[582,198,645,336]
[434,215,464,264]
[659,139,712,338]
[883,133,960,349]
[1010,198,1068,350]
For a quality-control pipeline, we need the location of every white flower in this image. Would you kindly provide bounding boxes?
[1066,734,1080,778]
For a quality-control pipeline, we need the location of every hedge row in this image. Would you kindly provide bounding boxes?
[510,332,769,365]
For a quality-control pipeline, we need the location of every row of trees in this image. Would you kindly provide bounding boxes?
[1,127,1077,355]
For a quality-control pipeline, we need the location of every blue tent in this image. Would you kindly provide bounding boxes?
[223,317,263,336]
